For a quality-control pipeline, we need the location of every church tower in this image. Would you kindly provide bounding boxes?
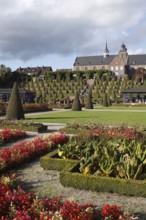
[104,42,109,58]
[118,42,128,64]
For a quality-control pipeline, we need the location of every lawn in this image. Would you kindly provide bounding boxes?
[26,109,146,126]
[94,105,146,110]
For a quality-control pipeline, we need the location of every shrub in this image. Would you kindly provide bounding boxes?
[85,92,93,109]
[102,93,108,107]
[0,119,47,132]
[6,82,25,120]
[71,91,82,111]
[60,170,146,197]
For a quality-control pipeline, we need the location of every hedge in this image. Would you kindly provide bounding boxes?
[40,150,146,197]
[40,150,79,171]
[60,171,146,197]
[0,119,47,132]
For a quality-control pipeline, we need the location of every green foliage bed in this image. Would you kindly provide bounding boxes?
[40,125,146,196]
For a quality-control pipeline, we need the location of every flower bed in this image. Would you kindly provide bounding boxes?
[0,132,68,173]
[57,136,146,180]
[90,126,143,140]
[0,129,27,146]
[40,128,146,197]
[61,124,145,139]
[0,174,138,219]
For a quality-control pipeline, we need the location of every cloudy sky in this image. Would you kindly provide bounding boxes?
[0,0,146,71]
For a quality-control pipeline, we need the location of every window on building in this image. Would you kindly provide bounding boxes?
[111,66,114,71]
[115,66,118,70]
[120,66,123,70]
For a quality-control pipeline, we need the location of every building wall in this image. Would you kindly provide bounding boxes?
[109,53,128,77]
[73,64,110,71]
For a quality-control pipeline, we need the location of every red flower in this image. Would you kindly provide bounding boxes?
[101,204,122,218]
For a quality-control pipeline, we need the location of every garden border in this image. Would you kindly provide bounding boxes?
[40,150,146,197]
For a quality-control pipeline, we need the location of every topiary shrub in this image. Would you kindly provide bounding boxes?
[71,91,82,111]
[6,82,25,120]
[102,93,108,107]
[85,92,93,109]
[107,96,112,106]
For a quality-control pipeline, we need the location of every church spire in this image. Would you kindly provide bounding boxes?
[104,42,109,58]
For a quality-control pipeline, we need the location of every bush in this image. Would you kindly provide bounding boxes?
[40,150,79,171]
[85,92,93,109]
[23,103,52,112]
[102,93,108,107]
[6,82,25,120]
[0,119,47,132]
[71,91,82,111]
[40,150,146,197]
[60,170,146,197]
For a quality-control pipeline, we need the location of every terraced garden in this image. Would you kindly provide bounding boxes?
[21,70,144,104]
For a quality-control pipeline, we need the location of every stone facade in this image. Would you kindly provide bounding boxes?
[73,43,146,79]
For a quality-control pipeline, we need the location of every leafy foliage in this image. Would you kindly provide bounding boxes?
[58,127,146,179]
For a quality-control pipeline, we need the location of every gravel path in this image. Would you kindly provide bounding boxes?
[14,158,146,218]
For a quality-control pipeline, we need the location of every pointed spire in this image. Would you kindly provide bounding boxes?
[104,42,109,58]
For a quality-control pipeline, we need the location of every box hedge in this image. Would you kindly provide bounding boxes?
[0,119,47,132]
[40,150,146,197]
[60,171,146,197]
[40,150,79,171]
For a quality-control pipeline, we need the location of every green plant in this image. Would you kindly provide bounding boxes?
[71,91,82,111]
[85,92,93,109]
[102,93,108,107]
[6,82,25,120]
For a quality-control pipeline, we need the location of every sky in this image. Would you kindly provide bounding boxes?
[0,0,146,71]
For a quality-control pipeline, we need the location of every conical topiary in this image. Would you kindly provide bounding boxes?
[6,82,25,120]
[85,92,93,109]
[102,93,108,107]
[71,91,82,111]
[107,96,112,106]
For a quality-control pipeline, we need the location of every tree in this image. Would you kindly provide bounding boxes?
[107,96,112,106]
[0,64,11,78]
[85,92,93,109]
[102,93,108,107]
[6,82,25,120]
[71,91,82,111]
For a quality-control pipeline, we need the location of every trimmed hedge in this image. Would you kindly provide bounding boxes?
[40,150,146,197]
[0,119,47,132]
[40,150,79,171]
[60,171,146,197]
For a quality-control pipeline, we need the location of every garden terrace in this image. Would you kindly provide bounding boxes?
[20,70,146,104]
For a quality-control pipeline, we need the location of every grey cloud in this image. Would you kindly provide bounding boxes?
[0,0,146,62]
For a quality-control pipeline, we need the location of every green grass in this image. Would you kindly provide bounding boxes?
[26,109,146,126]
[94,105,146,110]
